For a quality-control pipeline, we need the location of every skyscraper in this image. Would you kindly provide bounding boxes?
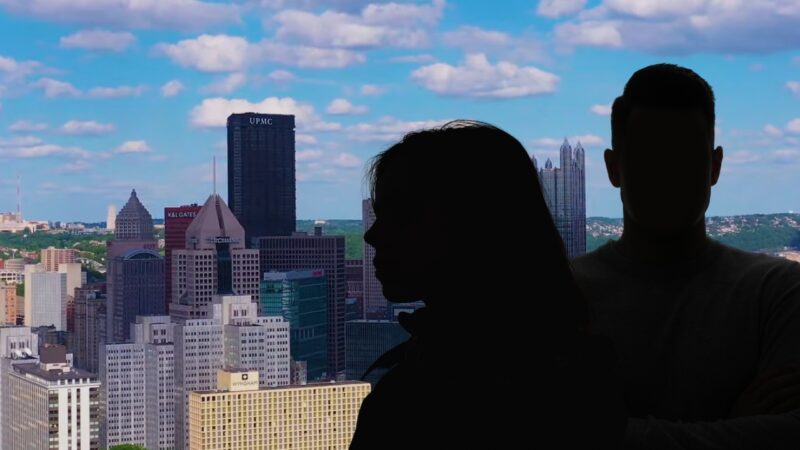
[164,204,201,310]
[362,199,388,319]
[106,190,164,343]
[169,194,260,322]
[6,344,100,450]
[73,285,106,373]
[40,246,76,272]
[188,369,370,450]
[101,316,175,450]
[261,270,328,380]
[106,204,116,231]
[23,264,67,330]
[1,282,16,325]
[535,138,586,259]
[256,227,346,376]
[173,294,290,449]
[227,113,296,243]
[0,326,39,448]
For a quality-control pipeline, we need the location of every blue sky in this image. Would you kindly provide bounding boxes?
[0,0,799,221]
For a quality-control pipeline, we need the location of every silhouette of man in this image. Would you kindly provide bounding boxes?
[572,63,800,449]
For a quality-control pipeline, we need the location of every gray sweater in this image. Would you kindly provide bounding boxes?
[573,239,800,450]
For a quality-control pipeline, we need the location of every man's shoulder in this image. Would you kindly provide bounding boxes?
[711,240,800,276]
[572,241,615,275]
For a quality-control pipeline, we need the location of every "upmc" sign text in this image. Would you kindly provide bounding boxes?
[250,118,273,125]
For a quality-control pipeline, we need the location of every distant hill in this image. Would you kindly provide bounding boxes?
[587,213,800,253]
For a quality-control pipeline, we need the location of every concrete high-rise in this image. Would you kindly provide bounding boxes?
[106,190,163,343]
[106,204,116,231]
[5,344,100,450]
[362,199,388,319]
[0,326,39,448]
[535,138,586,258]
[227,113,296,243]
[345,258,364,321]
[58,262,84,333]
[164,204,201,310]
[256,225,346,376]
[169,194,260,322]
[188,369,370,450]
[41,247,77,272]
[100,316,175,450]
[23,264,67,330]
[174,294,291,449]
[73,286,106,374]
[261,270,328,380]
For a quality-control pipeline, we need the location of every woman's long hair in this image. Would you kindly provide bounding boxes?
[366,120,588,342]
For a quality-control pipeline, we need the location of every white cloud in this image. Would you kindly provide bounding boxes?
[764,124,784,137]
[590,103,612,116]
[297,149,323,162]
[388,54,437,64]
[268,70,296,83]
[531,134,604,147]
[555,0,800,54]
[156,34,250,72]
[31,78,81,98]
[157,35,365,71]
[442,26,511,48]
[360,84,385,96]
[201,73,247,95]
[60,120,115,136]
[411,53,559,98]
[0,0,239,30]
[56,160,92,173]
[332,152,362,168]
[9,120,48,132]
[787,118,800,134]
[555,21,623,48]
[190,96,341,132]
[60,29,136,52]
[537,0,587,18]
[347,116,451,142]
[0,139,90,159]
[0,55,41,81]
[787,81,800,96]
[257,41,365,68]
[115,140,152,153]
[726,150,762,165]
[296,134,318,145]
[87,85,147,98]
[326,98,368,115]
[272,0,444,49]
[771,149,800,165]
[161,79,185,97]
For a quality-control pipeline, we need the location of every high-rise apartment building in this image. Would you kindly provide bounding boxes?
[174,294,291,449]
[5,344,100,450]
[41,247,77,272]
[164,204,201,310]
[106,190,163,343]
[261,270,328,380]
[23,264,67,330]
[227,113,296,243]
[169,194,260,322]
[188,368,370,450]
[535,138,586,258]
[256,227,346,376]
[100,316,175,450]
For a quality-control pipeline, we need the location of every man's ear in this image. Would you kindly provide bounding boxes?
[604,148,621,188]
[711,145,723,186]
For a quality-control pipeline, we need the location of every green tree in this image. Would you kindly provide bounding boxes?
[109,445,147,450]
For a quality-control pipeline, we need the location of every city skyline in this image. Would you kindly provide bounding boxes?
[0,1,798,222]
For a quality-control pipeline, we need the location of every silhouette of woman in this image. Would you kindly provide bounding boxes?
[349,120,626,449]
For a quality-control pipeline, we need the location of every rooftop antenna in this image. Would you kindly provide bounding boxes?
[16,173,21,219]
[212,155,217,196]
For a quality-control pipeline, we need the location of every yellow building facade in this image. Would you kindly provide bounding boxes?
[188,369,371,450]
